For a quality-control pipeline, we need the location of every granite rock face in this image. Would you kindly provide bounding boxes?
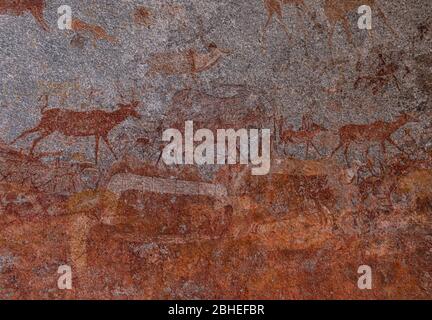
[0,0,431,299]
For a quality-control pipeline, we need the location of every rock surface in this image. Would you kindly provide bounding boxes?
[0,0,431,299]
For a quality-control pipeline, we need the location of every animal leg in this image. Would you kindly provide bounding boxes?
[331,140,343,157]
[343,143,350,166]
[275,15,291,40]
[260,11,273,51]
[354,76,363,89]
[283,144,290,156]
[264,8,274,31]
[310,140,322,156]
[102,136,118,160]
[30,8,49,31]
[342,17,353,46]
[375,4,397,36]
[392,75,401,92]
[342,17,361,60]
[156,143,166,165]
[372,80,384,95]
[29,134,48,155]
[364,145,371,161]
[12,127,40,144]
[367,28,376,45]
[299,2,317,28]
[296,7,309,55]
[95,135,100,164]
[386,189,394,209]
[327,23,336,63]
[387,137,408,155]
[156,150,163,165]
[380,141,387,160]
[91,37,98,49]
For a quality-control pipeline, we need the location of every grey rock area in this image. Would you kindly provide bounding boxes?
[0,0,431,166]
[0,252,15,273]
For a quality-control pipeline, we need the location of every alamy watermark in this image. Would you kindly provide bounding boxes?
[357,265,372,290]
[161,121,271,175]
[57,5,72,30]
[358,5,372,30]
[53,4,374,32]
[57,265,72,290]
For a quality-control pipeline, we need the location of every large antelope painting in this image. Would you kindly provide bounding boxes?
[12,88,141,163]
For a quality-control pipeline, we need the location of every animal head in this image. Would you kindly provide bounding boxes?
[207,42,231,55]
[119,101,141,120]
[171,88,193,107]
[310,123,328,132]
[115,81,142,119]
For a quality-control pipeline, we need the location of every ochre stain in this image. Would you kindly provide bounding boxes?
[0,0,48,30]
[71,18,117,44]
[133,6,152,27]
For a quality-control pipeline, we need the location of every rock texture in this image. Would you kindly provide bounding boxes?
[0,0,431,299]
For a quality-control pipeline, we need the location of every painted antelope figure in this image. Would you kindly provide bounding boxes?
[354,50,409,95]
[331,113,418,165]
[354,56,400,95]
[147,16,231,78]
[12,88,141,164]
[71,18,117,46]
[147,42,230,77]
[166,84,271,131]
[324,0,396,56]
[260,0,317,50]
[0,0,48,31]
[277,115,328,159]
